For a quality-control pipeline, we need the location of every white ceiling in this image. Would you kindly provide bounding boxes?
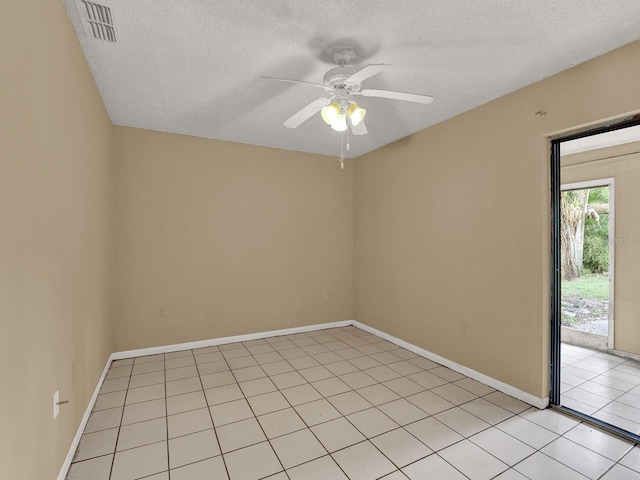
[63,0,640,158]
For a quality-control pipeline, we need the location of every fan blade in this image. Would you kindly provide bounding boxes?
[360,88,434,104]
[349,118,367,136]
[283,97,330,128]
[345,64,391,84]
[261,76,324,89]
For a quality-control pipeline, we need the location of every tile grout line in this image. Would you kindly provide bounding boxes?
[189,347,232,480]
[561,344,640,433]
[223,331,360,474]
[240,333,636,477]
[162,353,171,480]
[223,329,508,476]
[102,346,470,460]
[73,327,640,479]
[238,330,490,478]
[304,328,506,479]
[108,359,134,480]
[296,333,635,478]
[241,331,369,479]
[595,443,637,480]
[223,341,291,478]
[153,377,626,480]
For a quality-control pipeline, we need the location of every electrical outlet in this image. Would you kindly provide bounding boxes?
[326,292,332,302]
[460,321,469,335]
[160,306,167,318]
[53,390,60,419]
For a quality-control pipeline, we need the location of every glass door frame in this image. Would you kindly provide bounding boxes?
[550,117,640,444]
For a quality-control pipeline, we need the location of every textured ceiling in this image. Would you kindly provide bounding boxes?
[63,0,640,158]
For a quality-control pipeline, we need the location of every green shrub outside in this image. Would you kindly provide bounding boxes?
[583,213,609,274]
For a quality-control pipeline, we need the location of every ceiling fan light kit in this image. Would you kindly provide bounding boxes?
[321,102,347,131]
[346,102,366,126]
[321,100,366,131]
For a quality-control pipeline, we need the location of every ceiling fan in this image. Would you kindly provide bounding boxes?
[263,47,434,135]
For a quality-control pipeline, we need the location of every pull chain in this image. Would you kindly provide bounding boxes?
[340,131,345,170]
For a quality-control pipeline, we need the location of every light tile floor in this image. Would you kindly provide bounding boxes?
[562,342,640,436]
[66,326,640,480]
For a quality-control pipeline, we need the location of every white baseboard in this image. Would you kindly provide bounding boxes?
[352,321,549,409]
[111,320,353,360]
[608,348,640,363]
[59,317,547,479]
[56,356,113,480]
[113,318,547,408]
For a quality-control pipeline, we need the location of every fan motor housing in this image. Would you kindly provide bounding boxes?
[323,67,361,92]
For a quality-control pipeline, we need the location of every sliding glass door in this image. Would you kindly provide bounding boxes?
[550,121,640,443]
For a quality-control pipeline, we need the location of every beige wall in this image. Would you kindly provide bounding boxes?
[113,127,353,351]
[562,143,640,355]
[354,40,640,398]
[0,2,114,480]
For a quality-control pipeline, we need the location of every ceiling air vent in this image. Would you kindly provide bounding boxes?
[79,0,116,42]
